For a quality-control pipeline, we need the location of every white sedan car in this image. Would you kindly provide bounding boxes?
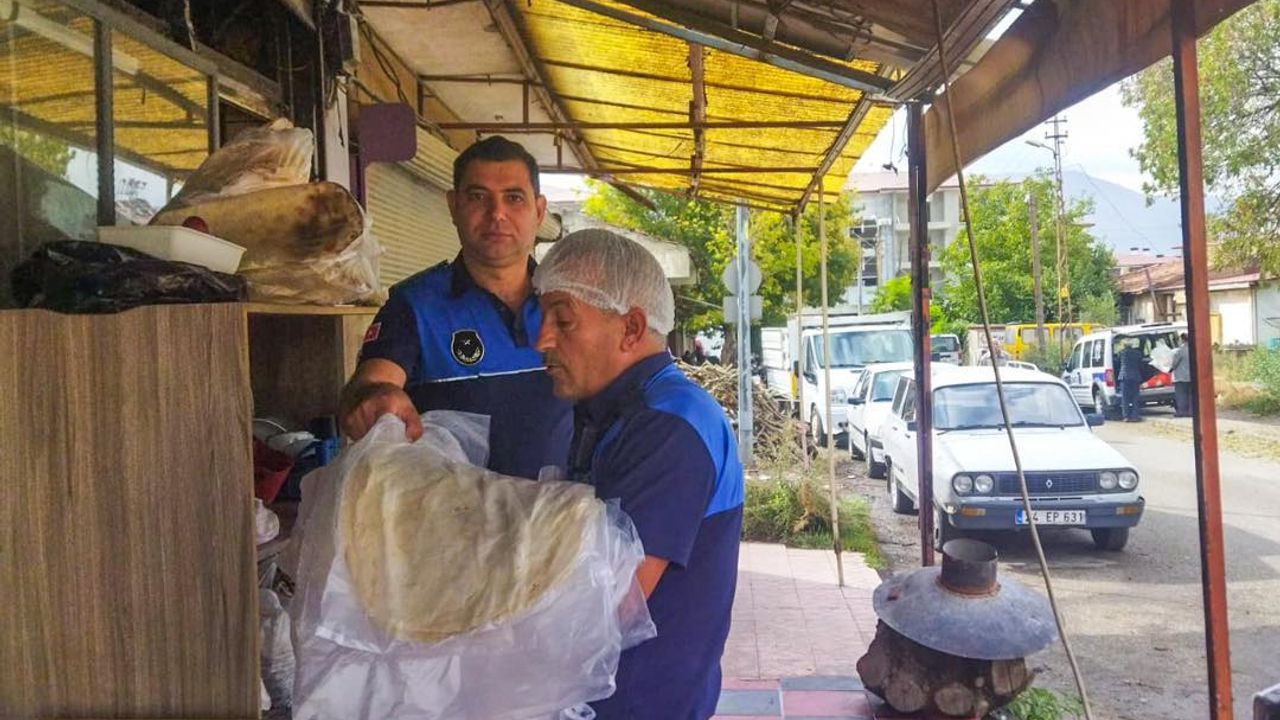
[878,366,1144,551]
[848,362,913,479]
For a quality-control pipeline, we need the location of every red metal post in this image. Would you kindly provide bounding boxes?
[1171,1,1233,717]
[907,101,935,567]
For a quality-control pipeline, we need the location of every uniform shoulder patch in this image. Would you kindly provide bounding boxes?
[363,322,381,344]
[451,329,485,366]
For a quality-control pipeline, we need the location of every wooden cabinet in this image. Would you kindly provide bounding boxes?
[0,302,374,719]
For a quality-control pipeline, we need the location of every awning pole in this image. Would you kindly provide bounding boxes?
[907,101,936,567]
[819,189,845,587]
[1171,1,1233,717]
[795,213,809,466]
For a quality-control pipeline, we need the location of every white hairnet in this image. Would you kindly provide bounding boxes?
[533,229,675,336]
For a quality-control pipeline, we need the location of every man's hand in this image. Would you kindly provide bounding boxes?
[340,359,424,441]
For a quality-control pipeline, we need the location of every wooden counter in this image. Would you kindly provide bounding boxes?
[0,302,375,719]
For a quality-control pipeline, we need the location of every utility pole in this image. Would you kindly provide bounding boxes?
[1029,192,1046,349]
[1046,116,1069,358]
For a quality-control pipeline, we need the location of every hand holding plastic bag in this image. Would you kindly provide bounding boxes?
[290,412,655,720]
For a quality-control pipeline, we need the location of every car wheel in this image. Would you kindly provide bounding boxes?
[890,470,913,514]
[1091,527,1129,551]
[868,441,887,480]
[850,429,866,460]
[809,407,826,448]
[1093,388,1115,419]
[933,504,960,551]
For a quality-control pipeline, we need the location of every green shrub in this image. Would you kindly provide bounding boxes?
[741,468,884,569]
[996,688,1085,720]
[1020,341,1071,374]
[1245,347,1280,415]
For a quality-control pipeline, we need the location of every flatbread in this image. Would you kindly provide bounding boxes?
[340,444,601,644]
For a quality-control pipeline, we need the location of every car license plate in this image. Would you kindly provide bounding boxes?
[1015,509,1086,525]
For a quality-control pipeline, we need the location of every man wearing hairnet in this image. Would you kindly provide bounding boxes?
[534,230,744,719]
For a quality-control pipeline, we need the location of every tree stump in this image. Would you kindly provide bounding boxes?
[857,621,1036,718]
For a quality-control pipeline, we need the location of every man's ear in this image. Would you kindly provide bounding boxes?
[619,308,649,350]
[535,194,548,224]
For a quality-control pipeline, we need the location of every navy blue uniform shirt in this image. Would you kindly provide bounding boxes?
[358,257,572,479]
[572,352,744,720]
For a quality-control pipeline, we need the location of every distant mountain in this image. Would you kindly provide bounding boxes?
[1059,171,1183,255]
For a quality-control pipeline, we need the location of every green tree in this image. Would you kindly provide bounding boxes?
[0,126,73,177]
[582,182,860,330]
[1120,0,1280,273]
[871,275,912,312]
[937,174,1116,325]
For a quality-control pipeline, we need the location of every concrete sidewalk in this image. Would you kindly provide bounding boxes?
[715,543,899,720]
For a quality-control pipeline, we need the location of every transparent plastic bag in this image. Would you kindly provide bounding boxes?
[164,118,314,209]
[238,223,385,306]
[290,413,655,720]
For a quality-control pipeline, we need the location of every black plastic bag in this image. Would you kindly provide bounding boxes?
[11,240,247,313]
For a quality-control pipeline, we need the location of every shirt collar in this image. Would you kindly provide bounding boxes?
[578,351,674,424]
[449,254,538,298]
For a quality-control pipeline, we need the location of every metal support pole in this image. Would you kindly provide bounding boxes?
[736,204,755,466]
[1171,1,1233,717]
[93,20,115,228]
[907,101,935,566]
[1030,192,1046,349]
[795,213,808,465]
[819,189,845,587]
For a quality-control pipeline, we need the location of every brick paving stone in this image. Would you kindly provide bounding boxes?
[782,690,872,717]
[780,676,864,691]
[716,689,782,716]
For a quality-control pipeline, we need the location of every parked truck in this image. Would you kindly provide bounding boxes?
[761,310,913,447]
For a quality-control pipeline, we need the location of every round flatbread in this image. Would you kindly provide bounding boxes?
[340,444,601,644]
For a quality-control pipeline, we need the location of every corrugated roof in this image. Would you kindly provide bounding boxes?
[513,0,891,210]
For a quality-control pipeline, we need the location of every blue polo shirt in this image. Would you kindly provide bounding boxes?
[571,352,744,720]
[358,257,572,479]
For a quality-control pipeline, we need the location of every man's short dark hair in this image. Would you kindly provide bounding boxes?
[1181,332,1189,342]
[453,136,540,195]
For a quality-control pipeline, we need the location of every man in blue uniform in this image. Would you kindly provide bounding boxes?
[532,229,744,719]
[339,136,571,479]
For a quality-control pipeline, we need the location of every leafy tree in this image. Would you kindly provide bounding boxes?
[582,181,860,330]
[871,275,912,312]
[1120,0,1280,273]
[0,126,73,177]
[937,174,1116,325]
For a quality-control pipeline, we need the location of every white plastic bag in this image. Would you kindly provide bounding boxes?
[260,588,296,709]
[164,118,315,209]
[290,412,655,720]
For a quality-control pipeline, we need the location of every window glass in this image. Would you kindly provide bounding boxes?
[934,382,1083,429]
[813,329,913,368]
[111,31,209,224]
[900,383,917,422]
[933,335,959,353]
[852,370,869,401]
[1091,339,1106,366]
[1069,343,1083,371]
[1,0,100,304]
[1082,340,1095,368]
[891,376,907,413]
[872,370,907,401]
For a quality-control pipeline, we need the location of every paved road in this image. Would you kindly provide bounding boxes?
[852,415,1280,720]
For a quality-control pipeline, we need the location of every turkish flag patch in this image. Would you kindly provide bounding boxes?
[363,322,381,344]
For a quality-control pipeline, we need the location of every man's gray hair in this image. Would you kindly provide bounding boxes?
[533,229,675,336]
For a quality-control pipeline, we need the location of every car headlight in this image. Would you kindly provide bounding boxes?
[831,388,848,403]
[1118,470,1139,490]
[952,474,973,494]
[974,474,995,493]
[1099,471,1118,490]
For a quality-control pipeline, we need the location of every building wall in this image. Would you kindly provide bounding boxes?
[850,185,964,310]
[1209,287,1255,346]
[1255,281,1280,349]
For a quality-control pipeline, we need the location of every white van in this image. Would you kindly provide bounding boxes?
[1062,323,1186,416]
[761,311,913,448]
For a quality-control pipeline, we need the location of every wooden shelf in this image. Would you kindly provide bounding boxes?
[245,302,380,316]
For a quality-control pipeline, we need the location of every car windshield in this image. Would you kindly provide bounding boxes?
[933,382,1083,430]
[933,336,959,352]
[871,370,907,401]
[816,329,913,368]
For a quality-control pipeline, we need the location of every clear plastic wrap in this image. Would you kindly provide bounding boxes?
[163,118,315,209]
[290,412,655,720]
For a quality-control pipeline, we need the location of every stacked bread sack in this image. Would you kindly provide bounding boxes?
[150,119,383,305]
[287,412,655,720]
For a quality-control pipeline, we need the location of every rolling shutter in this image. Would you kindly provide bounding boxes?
[365,129,460,288]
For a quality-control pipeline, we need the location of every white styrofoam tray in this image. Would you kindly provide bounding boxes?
[97,225,246,274]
